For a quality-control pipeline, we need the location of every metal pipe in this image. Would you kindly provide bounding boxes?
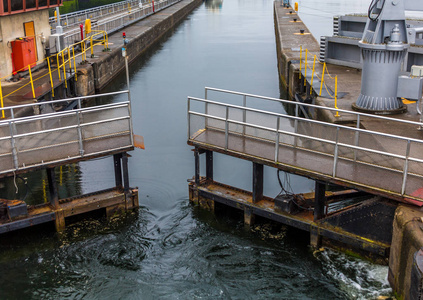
[9,121,18,169]
[243,94,246,136]
[333,127,340,177]
[187,98,191,139]
[225,106,229,150]
[275,117,280,162]
[294,104,298,148]
[401,140,411,195]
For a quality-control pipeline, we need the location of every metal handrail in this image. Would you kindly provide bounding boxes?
[0,90,129,123]
[191,96,423,145]
[188,93,423,198]
[205,87,423,128]
[63,0,181,46]
[50,0,142,30]
[0,91,133,176]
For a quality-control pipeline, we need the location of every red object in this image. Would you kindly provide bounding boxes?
[123,32,126,38]
[11,37,37,73]
[405,187,423,207]
[152,1,155,13]
[80,24,84,40]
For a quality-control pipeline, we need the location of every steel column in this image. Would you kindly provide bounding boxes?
[314,181,326,221]
[252,162,264,203]
[122,152,130,193]
[113,153,123,188]
[46,167,59,208]
[206,150,213,183]
[194,147,200,185]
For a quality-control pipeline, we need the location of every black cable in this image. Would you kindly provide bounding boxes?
[276,170,313,211]
[368,0,385,21]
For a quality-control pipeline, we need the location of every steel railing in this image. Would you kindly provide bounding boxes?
[50,0,142,32]
[188,87,423,202]
[0,90,133,176]
[0,30,109,118]
[63,0,182,47]
[300,47,340,116]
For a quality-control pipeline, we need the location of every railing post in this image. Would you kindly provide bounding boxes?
[62,54,67,89]
[225,106,229,151]
[72,47,77,81]
[299,45,302,79]
[0,81,4,119]
[334,76,339,117]
[304,49,308,87]
[319,63,326,96]
[9,121,18,170]
[204,89,208,129]
[401,140,411,195]
[332,127,340,178]
[57,53,61,80]
[76,111,84,156]
[294,104,299,148]
[187,98,191,139]
[310,55,316,95]
[243,94,246,136]
[28,64,36,99]
[354,114,360,161]
[47,57,55,98]
[275,117,280,162]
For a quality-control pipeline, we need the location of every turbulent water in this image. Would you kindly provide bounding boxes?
[0,0,394,298]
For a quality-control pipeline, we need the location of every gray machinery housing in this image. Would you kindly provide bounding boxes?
[319,0,423,114]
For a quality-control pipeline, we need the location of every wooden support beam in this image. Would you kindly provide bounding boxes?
[244,207,255,228]
[206,150,213,183]
[252,162,263,203]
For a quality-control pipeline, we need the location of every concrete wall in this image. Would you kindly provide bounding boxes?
[0,10,50,78]
[389,205,423,300]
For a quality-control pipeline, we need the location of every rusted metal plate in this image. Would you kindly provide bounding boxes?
[134,134,145,149]
[191,180,390,257]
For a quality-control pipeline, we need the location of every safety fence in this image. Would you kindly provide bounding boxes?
[0,31,109,119]
[63,0,182,47]
[50,0,142,32]
[299,46,339,117]
[188,87,423,203]
[0,90,133,177]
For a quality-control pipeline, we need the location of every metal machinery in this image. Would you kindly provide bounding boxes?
[353,0,423,114]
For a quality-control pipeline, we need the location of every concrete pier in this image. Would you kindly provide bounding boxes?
[273,1,423,299]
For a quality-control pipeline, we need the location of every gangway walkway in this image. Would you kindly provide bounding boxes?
[0,90,134,179]
[187,87,423,205]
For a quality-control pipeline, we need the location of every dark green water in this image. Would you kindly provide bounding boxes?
[0,0,394,298]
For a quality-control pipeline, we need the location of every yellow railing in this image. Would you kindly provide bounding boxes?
[299,46,339,117]
[0,30,109,119]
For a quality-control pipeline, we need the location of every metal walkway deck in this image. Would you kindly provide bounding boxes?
[0,90,134,179]
[187,88,423,205]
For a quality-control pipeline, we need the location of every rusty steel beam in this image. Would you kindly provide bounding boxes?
[206,150,213,183]
[113,153,123,188]
[46,167,59,209]
[195,183,389,257]
[252,162,263,203]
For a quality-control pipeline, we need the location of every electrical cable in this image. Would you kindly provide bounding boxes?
[368,0,385,21]
[276,170,313,211]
